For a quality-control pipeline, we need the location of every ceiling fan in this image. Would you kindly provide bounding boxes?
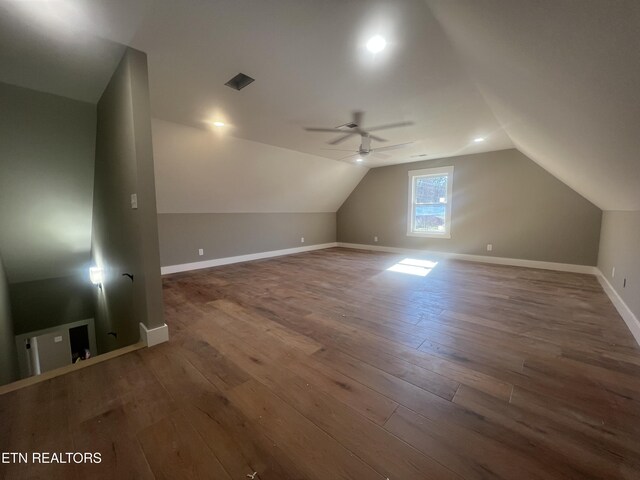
[304,111,414,160]
[323,135,414,161]
[304,111,413,145]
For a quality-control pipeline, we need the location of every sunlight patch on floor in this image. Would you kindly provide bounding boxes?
[386,258,438,277]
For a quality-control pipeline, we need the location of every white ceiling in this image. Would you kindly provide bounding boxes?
[0,1,134,103]
[426,0,640,210]
[124,0,513,168]
[2,0,638,210]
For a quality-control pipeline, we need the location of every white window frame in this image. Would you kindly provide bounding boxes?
[407,165,454,239]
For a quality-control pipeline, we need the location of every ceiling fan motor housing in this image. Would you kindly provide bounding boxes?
[360,135,372,152]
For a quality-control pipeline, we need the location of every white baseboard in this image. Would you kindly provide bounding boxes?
[596,271,640,347]
[139,322,169,347]
[336,242,597,274]
[161,242,338,275]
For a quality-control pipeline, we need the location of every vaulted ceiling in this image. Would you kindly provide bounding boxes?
[1,0,638,210]
[425,0,640,210]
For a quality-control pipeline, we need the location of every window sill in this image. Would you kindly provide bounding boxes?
[407,232,451,239]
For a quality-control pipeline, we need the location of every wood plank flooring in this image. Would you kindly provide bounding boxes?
[1,247,640,479]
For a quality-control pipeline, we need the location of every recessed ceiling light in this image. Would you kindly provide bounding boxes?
[212,121,225,127]
[366,35,386,53]
[356,157,364,162]
[474,137,485,142]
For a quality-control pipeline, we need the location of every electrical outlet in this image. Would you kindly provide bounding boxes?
[487,244,493,252]
[374,236,378,243]
[612,267,615,278]
[130,193,138,209]
[198,248,204,256]
[300,237,305,243]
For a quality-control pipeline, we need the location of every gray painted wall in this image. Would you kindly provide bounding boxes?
[9,274,94,336]
[0,81,96,284]
[0,255,18,385]
[598,211,640,321]
[91,48,164,354]
[158,212,336,267]
[338,149,602,266]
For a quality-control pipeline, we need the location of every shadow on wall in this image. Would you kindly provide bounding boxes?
[0,254,18,384]
[8,274,95,336]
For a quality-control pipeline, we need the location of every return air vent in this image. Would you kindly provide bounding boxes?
[225,73,255,91]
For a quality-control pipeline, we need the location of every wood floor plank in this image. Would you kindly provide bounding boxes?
[138,409,232,480]
[2,247,639,479]
[182,389,309,480]
[384,406,566,480]
[193,309,400,425]
[193,331,462,480]
[71,406,155,480]
[453,384,640,479]
[230,380,387,480]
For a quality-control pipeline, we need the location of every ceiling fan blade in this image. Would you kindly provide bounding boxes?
[305,127,344,133]
[372,152,391,160]
[319,148,357,152]
[329,133,357,145]
[367,121,414,132]
[374,141,414,153]
[352,111,364,127]
[339,153,360,160]
[369,134,387,143]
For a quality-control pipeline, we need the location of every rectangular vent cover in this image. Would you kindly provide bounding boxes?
[225,73,255,91]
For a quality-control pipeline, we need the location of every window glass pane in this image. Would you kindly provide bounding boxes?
[415,175,447,204]
[414,204,446,232]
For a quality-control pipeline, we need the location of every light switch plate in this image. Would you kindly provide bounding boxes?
[54,336,62,343]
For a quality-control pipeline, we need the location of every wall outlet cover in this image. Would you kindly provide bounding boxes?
[374,236,378,242]
[130,193,138,209]
[301,237,305,243]
[487,244,493,251]
[198,248,204,256]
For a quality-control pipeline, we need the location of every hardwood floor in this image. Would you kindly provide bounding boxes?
[1,247,640,479]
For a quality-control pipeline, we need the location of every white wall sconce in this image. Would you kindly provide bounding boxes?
[89,266,104,288]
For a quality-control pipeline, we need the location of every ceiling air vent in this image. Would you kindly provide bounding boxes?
[225,73,255,91]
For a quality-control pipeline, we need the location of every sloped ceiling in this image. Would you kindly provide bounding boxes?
[124,0,513,167]
[2,0,638,211]
[152,119,367,213]
[425,0,640,210]
[0,1,133,103]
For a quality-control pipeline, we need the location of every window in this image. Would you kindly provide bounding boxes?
[407,166,454,238]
